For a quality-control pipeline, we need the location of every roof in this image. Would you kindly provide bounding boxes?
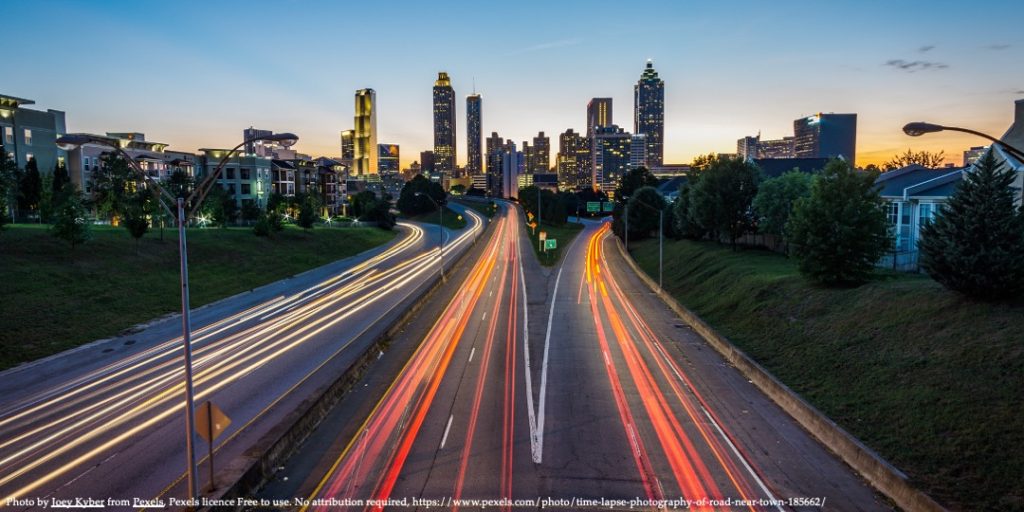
[657,176,688,194]
[752,157,831,178]
[271,159,296,170]
[0,94,35,109]
[875,164,964,199]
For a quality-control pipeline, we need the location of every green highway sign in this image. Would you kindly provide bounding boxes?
[602,201,614,212]
[586,201,600,213]
[545,239,557,250]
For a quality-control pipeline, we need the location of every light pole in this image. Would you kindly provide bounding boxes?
[624,195,665,290]
[903,122,1024,161]
[57,131,297,501]
[416,192,445,282]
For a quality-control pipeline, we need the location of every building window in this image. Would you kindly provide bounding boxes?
[84,156,91,171]
[23,129,32,146]
[241,183,251,195]
[3,126,12,144]
[240,168,250,180]
[225,168,235,179]
[919,203,937,227]
[26,153,33,162]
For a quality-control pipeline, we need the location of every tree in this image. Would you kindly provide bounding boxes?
[621,187,667,241]
[122,189,153,250]
[266,192,286,214]
[883,149,947,170]
[91,154,136,223]
[614,167,659,205]
[163,169,194,200]
[362,198,396,230]
[297,196,317,230]
[52,162,71,196]
[240,200,261,224]
[253,214,272,237]
[396,175,445,216]
[51,188,91,249]
[450,184,466,195]
[350,190,380,219]
[752,170,813,237]
[19,157,42,216]
[672,183,705,240]
[0,151,15,229]
[918,152,1024,299]
[687,157,761,246]
[786,160,892,286]
[39,172,55,223]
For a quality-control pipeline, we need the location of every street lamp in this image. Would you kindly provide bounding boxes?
[56,131,297,501]
[416,192,445,282]
[902,122,1024,161]
[623,195,665,290]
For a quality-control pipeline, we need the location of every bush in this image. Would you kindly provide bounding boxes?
[919,151,1024,299]
[51,189,91,249]
[786,160,891,285]
[253,215,272,237]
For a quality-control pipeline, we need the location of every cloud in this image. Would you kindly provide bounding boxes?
[987,44,1011,50]
[506,38,583,55]
[884,59,949,72]
[918,45,935,53]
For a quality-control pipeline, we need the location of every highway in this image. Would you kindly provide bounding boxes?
[0,206,485,509]
[292,211,887,511]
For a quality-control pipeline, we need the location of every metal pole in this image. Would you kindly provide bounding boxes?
[206,402,214,493]
[624,204,629,252]
[439,204,445,282]
[659,210,663,289]
[177,197,199,502]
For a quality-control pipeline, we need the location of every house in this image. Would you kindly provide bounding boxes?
[875,165,965,270]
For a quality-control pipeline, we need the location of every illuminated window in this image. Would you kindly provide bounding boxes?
[26,153,33,161]
[3,126,11,144]
[23,129,32,145]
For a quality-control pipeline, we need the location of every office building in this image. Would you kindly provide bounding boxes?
[353,89,378,176]
[634,60,665,167]
[340,129,354,159]
[0,93,67,174]
[737,135,759,161]
[963,146,988,166]
[420,150,435,175]
[587,98,613,138]
[793,113,857,165]
[378,144,400,174]
[485,132,504,196]
[592,125,631,195]
[502,141,521,200]
[557,128,590,190]
[630,133,648,169]
[525,131,550,173]
[433,72,457,175]
[467,93,482,175]
[759,136,796,159]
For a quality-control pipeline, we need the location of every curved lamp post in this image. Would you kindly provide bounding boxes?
[56,132,297,501]
[416,192,445,282]
[902,122,1024,161]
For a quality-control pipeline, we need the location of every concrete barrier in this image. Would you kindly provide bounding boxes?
[613,237,946,512]
[209,215,495,507]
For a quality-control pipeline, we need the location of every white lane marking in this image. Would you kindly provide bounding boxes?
[489,290,493,297]
[468,346,476,363]
[481,312,487,321]
[440,414,454,450]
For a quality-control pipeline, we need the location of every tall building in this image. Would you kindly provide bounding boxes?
[737,135,760,161]
[340,130,354,159]
[485,132,504,196]
[466,93,482,175]
[353,89,378,176]
[243,127,272,154]
[0,94,67,174]
[963,145,988,166]
[592,125,631,195]
[634,60,665,167]
[525,131,550,173]
[630,133,648,169]
[378,144,400,174]
[420,150,435,175]
[501,140,521,200]
[557,128,590,190]
[793,113,857,165]
[587,98,613,138]
[433,72,457,175]
[758,136,796,159]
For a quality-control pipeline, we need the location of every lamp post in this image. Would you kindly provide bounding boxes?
[623,195,665,290]
[56,131,297,502]
[416,192,445,282]
[902,122,1024,161]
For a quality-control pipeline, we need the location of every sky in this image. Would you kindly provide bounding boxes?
[3,0,1023,169]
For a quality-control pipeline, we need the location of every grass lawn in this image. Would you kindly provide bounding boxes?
[404,206,467,230]
[524,220,584,266]
[0,223,395,370]
[452,198,497,218]
[630,238,1023,511]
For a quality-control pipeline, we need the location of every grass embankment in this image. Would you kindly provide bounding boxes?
[452,198,496,218]
[404,206,467,230]
[0,224,395,370]
[630,238,1023,511]
[525,221,583,266]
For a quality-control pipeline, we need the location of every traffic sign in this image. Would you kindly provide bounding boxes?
[527,211,534,221]
[539,231,547,241]
[545,239,557,250]
[602,202,614,212]
[586,201,600,213]
[196,401,230,442]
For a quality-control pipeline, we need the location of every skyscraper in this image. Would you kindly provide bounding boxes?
[501,140,520,200]
[587,98,613,139]
[466,93,482,175]
[420,150,435,175]
[433,72,457,175]
[354,89,378,176]
[340,130,354,160]
[630,133,648,169]
[592,125,631,195]
[485,132,504,196]
[526,131,550,173]
[378,144,399,174]
[557,128,590,190]
[793,113,857,165]
[634,60,665,167]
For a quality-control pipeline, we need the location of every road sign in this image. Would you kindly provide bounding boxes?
[539,231,547,241]
[527,211,534,221]
[586,201,600,213]
[196,401,231,442]
[545,239,557,250]
[602,201,614,212]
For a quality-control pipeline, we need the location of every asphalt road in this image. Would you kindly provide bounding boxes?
[0,207,485,510]
[283,212,890,511]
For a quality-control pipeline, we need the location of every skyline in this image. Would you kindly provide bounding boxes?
[3,0,1023,169]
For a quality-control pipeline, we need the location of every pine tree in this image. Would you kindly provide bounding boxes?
[919,151,1024,299]
[19,158,42,215]
[786,160,892,285]
[52,162,71,196]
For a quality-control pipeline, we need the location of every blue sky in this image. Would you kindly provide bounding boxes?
[3,0,1023,167]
